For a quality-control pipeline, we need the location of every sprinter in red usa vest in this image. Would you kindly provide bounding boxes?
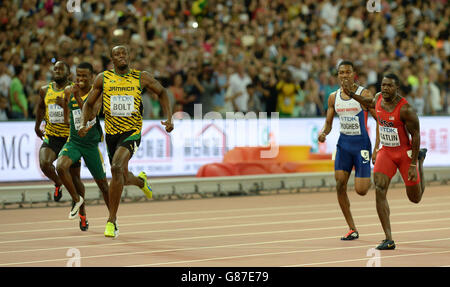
[343,73,427,250]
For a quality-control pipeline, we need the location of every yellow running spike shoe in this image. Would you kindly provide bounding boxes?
[138,171,152,199]
[104,221,119,238]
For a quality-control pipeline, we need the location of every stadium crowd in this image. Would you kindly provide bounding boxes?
[0,0,448,121]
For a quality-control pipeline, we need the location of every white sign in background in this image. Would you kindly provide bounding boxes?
[0,117,449,182]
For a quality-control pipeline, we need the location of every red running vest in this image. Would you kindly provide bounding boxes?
[376,95,412,150]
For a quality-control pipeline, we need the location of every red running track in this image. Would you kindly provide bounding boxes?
[0,185,449,267]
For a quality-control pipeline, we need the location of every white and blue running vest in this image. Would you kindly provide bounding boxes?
[334,86,370,141]
[333,86,372,177]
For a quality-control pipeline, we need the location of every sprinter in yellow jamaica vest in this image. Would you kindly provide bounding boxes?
[79,46,174,238]
[34,61,83,204]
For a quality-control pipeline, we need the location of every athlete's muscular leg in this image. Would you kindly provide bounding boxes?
[56,156,81,202]
[124,160,144,188]
[70,166,86,215]
[39,147,62,186]
[419,154,426,195]
[335,170,357,231]
[354,177,371,196]
[406,155,426,203]
[108,146,132,223]
[95,178,110,211]
[374,172,392,240]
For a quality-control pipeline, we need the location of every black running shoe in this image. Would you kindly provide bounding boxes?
[418,148,428,161]
[341,229,359,240]
[54,185,63,202]
[376,239,396,250]
[79,215,89,231]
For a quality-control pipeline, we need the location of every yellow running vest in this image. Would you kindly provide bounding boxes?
[103,69,143,135]
[44,82,71,137]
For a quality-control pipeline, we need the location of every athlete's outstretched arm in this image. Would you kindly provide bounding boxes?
[141,71,173,133]
[371,93,381,164]
[92,94,103,115]
[72,82,84,110]
[401,103,421,180]
[342,80,376,109]
[34,85,48,140]
[79,73,103,137]
[318,92,336,143]
[373,119,381,164]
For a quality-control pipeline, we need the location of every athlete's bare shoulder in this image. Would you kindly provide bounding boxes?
[328,91,337,101]
[96,71,105,79]
[140,70,153,81]
[399,98,418,121]
[399,99,413,113]
[374,92,382,102]
[38,83,51,98]
[140,70,164,94]
[93,72,104,88]
[328,91,337,100]
[327,91,337,110]
[40,83,50,91]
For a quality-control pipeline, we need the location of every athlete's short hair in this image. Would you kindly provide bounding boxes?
[384,73,400,86]
[77,62,94,73]
[55,61,70,74]
[338,60,354,70]
[110,45,129,57]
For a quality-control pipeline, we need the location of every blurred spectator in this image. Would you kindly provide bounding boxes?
[0,95,8,120]
[198,65,217,115]
[246,82,262,114]
[212,60,229,112]
[0,60,11,99]
[226,62,251,112]
[169,73,186,114]
[258,66,278,115]
[276,68,300,117]
[292,88,306,118]
[322,72,339,113]
[302,77,322,117]
[9,66,28,119]
[183,67,203,116]
[139,93,151,119]
[414,71,427,116]
[0,60,11,120]
[427,67,444,115]
[399,65,413,100]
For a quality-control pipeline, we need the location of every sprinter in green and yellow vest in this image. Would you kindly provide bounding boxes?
[56,62,110,230]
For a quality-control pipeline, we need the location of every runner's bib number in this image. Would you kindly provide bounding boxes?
[379,126,401,147]
[48,104,65,123]
[110,95,135,117]
[72,109,96,131]
[339,115,361,135]
[72,109,82,130]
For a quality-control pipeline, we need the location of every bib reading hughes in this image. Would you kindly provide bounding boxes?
[103,69,143,135]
